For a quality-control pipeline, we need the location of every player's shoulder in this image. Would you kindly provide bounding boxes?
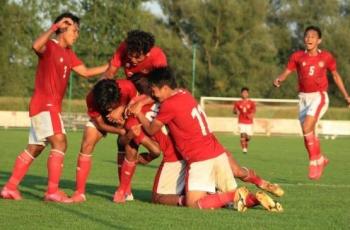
[290,50,305,58]
[319,49,335,59]
[149,46,165,56]
[116,79,136,90]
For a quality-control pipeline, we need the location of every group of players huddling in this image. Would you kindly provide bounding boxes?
[1,12,349,212]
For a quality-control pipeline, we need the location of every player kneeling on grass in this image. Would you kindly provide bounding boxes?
[273,26,350,180]
[1,12,108,202]
[233,87,255,154]
[70,79,139,202]
[129,67,283,212]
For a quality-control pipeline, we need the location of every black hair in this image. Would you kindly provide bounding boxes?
[54,12,80,35]
[129,73,152,96]
[92,79,120,116]
[241,87,249,93]
[148,67,177,89]
[126,30,155,55]
[304,26,322,38]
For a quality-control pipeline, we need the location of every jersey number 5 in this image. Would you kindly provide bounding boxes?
[308,66,315,76]
[191,105,211,136]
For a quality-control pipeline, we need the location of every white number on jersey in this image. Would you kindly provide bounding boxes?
[191,105,211,136]
[63,65,68,79]
[308,65,315,76]
[145,103,168,135]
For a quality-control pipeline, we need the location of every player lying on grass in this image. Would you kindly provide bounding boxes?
[1,12,108,203]
[70,79,137,202]
[128,67,283,211]
[273,26,350,180]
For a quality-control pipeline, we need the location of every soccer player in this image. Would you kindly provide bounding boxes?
[130,67,282,211]
[70,79,138,202]
[113,74,186,205]
[0,12,108,202]
[273,26,350,180]
[102,30,168,197]
[233,87,256,154]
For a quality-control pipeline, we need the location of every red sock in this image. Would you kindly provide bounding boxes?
[47,149,65,194]
[304,132,320,161]
[314,136,322,156]
[6,150,34,190]
[246,193,259,207]
[241,168,263,186]
[119,159,136,192]
[76,153,92,194]
[197,191,235,209]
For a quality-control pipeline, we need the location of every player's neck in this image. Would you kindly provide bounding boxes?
[56,36,69,48]
[306,47,319,56]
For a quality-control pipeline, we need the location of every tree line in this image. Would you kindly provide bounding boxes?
[1,0,350,106]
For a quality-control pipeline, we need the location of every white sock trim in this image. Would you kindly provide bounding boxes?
[51,149,65,156]
[24,149,35,159]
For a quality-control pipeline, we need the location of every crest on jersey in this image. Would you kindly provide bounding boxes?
[127,71,133,76]
[60,57,64,63]
[302,62,306,66]
[126,63,130,68]
[318,61,325,68]
[141,69,150,74]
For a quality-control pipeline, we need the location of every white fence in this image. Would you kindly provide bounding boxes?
[0,111,349,136]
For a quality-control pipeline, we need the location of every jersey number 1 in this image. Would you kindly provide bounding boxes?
[191,105,211,136]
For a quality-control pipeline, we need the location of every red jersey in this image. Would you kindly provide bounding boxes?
[29,39,83,116]
[125,96,182,162]
[156,90,225,163]
[287,50,337,93]
[233,99,255,124]
[110,42,167,78]
[86,79,137,119]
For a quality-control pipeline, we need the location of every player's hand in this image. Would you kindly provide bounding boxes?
[273,78,282,87]
[345,96,350,107]
[129,101,143,116]
[107,107,125,125]
[56,17,74,31]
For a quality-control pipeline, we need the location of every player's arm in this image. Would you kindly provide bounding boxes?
[233,103,238,115]
[102,63,118,79]
[273,68,292,87]
[331,70,350,105]
[136,113,163,136]
[92,115,126,135]
[73,64,109,78]
[32,17,74,54]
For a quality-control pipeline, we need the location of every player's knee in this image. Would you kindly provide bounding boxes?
[48,134,67,152]
[26,145,45,158]
[81,141,95,155]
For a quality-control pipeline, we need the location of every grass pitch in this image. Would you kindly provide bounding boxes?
[0,129,349,229]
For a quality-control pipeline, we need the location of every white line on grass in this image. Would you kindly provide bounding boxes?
[279,182,350,188]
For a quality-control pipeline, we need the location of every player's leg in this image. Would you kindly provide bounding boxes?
[71,123,104,202]
[152,161,186,206]
[186,154,248,211]
[225,152,284,197]
[239,133,247,154]
[300,92,329,180]
[1,143,45,200]
[43,111,71,202]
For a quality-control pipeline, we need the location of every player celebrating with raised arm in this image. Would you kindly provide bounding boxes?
[1,12,108,202]
[233,87,256,154]
[273,26,350,180]
[130,67,283,211]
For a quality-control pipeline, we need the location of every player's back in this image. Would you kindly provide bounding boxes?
[157,90,225,163]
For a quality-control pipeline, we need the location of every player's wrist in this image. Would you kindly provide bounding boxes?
[50,23,59,33]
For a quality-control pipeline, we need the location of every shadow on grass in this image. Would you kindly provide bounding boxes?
[0,171,153,229]
[0,171,152,203]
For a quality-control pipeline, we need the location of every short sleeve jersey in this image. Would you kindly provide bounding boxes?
[125,95,182,162]
[233,99,255,124]
[86,79,137,119]
[29,39,83,116]
[110,42,167,78]
[286,50,337,93]
[156,90,225,163]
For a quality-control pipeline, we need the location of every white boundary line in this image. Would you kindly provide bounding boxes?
[279,182,350,188]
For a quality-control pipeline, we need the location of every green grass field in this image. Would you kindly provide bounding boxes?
[0,129,349,229]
